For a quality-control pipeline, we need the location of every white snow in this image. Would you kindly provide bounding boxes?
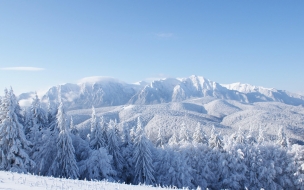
[221,82,274,93]
[0,171,168,190]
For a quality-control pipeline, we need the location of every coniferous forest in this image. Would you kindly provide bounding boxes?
[1,87,304,190]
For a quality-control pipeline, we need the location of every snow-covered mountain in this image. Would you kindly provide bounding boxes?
[41,76,142,110]
[222,82,304,105]
[18,75,304,109]
[16,75,304,143]
[129,76,248,104]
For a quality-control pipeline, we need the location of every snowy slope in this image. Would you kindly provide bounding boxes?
[204,99,241,118]
[67,98,304,144]
[0,171,169,190]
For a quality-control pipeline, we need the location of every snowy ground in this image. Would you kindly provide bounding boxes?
[0,171,172,190]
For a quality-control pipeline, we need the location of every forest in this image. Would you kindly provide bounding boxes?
[0,87,304,190]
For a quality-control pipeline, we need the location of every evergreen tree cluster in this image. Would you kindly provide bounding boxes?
[0,87,304,189]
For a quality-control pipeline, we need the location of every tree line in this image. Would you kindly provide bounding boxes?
[0,87,304,189]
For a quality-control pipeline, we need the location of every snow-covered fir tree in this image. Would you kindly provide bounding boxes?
[257,125,266,144]
[193,122,208,144]
[28,94,47,155]
[22,108,32,139]
[235,126,246,144]
[156,146,193,189]
[154,146,170,186]
[179,121,192,143]
[107,119,124,179]
[290,144,304,189]
[70,116,78,135]
[78,146,116,181]
[89,107,106,149]
[130,125,136,143]
[31,117,58,175]
[246,126,257,145]
[277,126,288,147]
[219,146,246,189]
[121,124,134,183]
[0,88,35,172]
[49,99,79,179]
[122,123,131,146]
[156,126,165,147]
[46,97,58,131]
[132,117,155,185]
[168,126,179,146]
[208,126,224,149]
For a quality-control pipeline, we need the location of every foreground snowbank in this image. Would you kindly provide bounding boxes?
[0,171,170,190]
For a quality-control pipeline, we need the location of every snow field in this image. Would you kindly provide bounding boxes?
[0,171,171,190]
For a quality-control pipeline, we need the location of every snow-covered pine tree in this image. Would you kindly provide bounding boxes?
[46,97,58,131]
[185,144,209,189]
[130,125,136,143]
[235,126,246,144]
[28,94,47,155]
[174,150,194,188]
[0,88,35,172]
[78,146,116,181]
[168,126,179,146]
[133,117,155,185]
[158,146,194,189]
[107,119,124,179]
[289,144,304,189]
[122,123,131,146]
[49,99,79,179]
[246,126,257,145]
[32,88,61,175]
[70,116,78,135]
[179,121,192,143]
[22,108,32,138]
[156,126,165,147]
[277,126,288,147]
[208,126,224,149]
[219,147,246,189]
[31,94,47,130]
[113,119,120,136]
[121,124,134,183]
[154,147,172,187]
[193,122,208,144]
[257,125,266,144]
[89,107,106,149]
[108,119,121,143]
[101,117,109,145]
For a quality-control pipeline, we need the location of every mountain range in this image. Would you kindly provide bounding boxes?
[18,75,304,109]
[17,75,304,144]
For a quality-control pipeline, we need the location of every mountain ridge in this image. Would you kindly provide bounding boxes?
[17,75,304,109]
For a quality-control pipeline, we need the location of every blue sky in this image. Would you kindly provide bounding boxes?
[0,1,303,95]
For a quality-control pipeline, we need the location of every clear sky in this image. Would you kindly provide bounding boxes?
[0,1,303,95]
